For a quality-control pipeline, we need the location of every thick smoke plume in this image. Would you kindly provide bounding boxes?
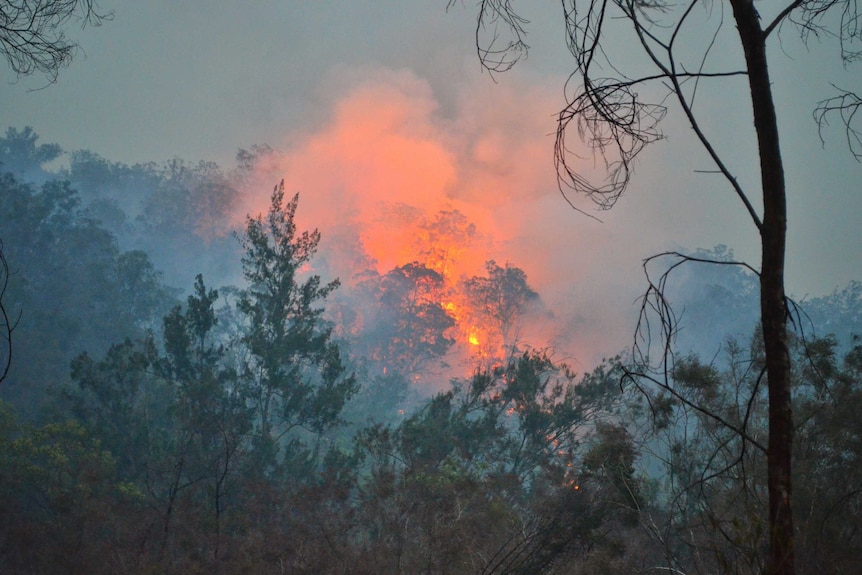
[233,68,636,374]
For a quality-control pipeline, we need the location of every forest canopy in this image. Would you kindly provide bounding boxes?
[1,128,861,574]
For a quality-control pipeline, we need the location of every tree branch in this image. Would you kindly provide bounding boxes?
[814,84,862,160]
[0,241,20,385]
[0,0,111,82]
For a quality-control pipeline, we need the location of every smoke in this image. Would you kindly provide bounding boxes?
[233,67,638,371]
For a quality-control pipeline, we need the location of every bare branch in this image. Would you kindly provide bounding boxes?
[555,74,667,210]
[764,1,805,39]
[632,251,760,366]
[626,367,769,454]
[814,84,862,159]
[624,251,768,452]
[0,241,20,385]
[448,0,530,74]
[620,0,764,229]
[780,0,862,63]
[456,1,862,573]
[0,0,111,82]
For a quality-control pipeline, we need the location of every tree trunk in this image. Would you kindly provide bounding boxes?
[728,2,795,574]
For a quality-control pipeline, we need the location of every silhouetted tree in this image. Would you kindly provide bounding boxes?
[640,333,862,575]
[456,2,862,573]
[462,260,538,355]
[358,262,455,376]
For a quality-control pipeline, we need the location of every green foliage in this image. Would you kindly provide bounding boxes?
[583,422,642,514]
[236,181,356,462]
[351,351,637,575]
[69,336,166,481]
[3,130,861,574]
[64,274,255,570]
[0,406,135,575]
[0,177,365,573]
[672,354,723,404]
[792,336,862,574]
[0,169,176,414]
[637,333,862,575]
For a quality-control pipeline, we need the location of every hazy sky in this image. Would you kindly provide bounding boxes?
[2,1,860,366]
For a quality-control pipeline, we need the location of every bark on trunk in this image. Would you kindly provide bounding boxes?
[728,2,795,574]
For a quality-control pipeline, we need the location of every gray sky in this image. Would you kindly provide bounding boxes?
[2,1,860,365]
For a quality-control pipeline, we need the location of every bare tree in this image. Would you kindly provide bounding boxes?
[454,1,860,575]
[1,0,110,82]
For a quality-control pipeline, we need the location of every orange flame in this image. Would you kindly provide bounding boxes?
[234,70,596,382]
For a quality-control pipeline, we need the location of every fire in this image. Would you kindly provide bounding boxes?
[233,69,592,382]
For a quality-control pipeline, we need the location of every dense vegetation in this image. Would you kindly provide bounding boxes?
[1,127,861,574]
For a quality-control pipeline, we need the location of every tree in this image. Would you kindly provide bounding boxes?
[415,209,480,278]
[236,181,356,470]
[137,159,238,242]
[355,351,635,575]
[792,336,862,573]
[637,333,862,575]
[0,170,176,414]
[0,0,110,82]
[0,410,132,575]
[158,275,250,564]
[461,260,539,357]
[357,261,456,376]
[457,2,860,574]
[0,126,62,182]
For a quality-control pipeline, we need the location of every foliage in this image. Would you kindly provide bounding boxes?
[456,1,861,572]
[0,126,62,182]
[462,260,540,356]
[236,181,357,469]
[352,351,640,574]
[0,405,135,575]
[354,261,456,377]
[1,127,861,574]
[138,158,239,242]
[0,169,176,414]
[635,333,862,575]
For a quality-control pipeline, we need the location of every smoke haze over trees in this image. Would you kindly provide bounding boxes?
[0,0,862,575]
[0,126,861,573]
[0,0,860,571]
